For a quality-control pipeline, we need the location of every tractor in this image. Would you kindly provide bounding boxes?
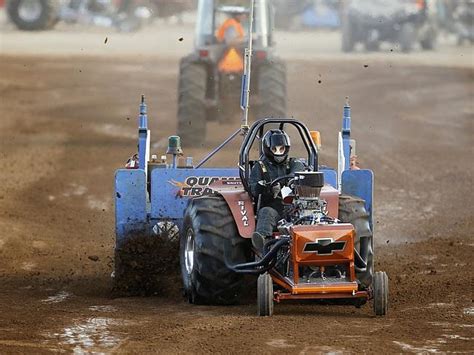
[114,96,389,316]
[176,0,286,147]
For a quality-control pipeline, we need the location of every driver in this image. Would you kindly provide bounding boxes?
[249,129,305,253]
[216,9,248,73]
[216,10,247,46]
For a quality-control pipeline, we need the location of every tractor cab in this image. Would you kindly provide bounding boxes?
[195,0,273,49]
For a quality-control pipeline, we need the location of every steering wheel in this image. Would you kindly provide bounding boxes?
[269,174,295,188]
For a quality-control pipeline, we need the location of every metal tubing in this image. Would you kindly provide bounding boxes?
[342,101,351,171]
[138,95,149,172]
[195,128,241,169]
[139,94,147,129]
[226,238,290,274]
[240,0,255,130]
[238,118,319,191]
[354,248,367,272]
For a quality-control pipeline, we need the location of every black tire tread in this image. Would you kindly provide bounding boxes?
[257,60,287,119]
[180,196,250,305]
[257,273,273,316]
[373,271,389,316]
[338,195,374,288]
[177,58,207,147]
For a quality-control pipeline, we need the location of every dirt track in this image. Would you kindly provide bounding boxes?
[1,25,474,353]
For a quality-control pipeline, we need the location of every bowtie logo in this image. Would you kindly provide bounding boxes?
[303,238,346,255]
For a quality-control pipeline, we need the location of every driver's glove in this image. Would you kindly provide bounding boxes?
[272,183,281,198]
[254,180,268,196]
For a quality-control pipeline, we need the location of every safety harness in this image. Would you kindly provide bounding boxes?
[257,159,293,186]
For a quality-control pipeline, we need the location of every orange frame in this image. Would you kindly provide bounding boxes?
[269,224,369,303]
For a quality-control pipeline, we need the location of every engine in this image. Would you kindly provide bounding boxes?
[288,171,334,225]
[274,171,350,284]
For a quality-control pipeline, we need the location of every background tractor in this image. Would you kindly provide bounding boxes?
[177,0,287,147]
[114,96,388,316]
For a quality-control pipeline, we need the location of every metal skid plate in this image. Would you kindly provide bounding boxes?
[115,169,148,246]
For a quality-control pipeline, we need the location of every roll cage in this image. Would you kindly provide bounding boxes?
[238,118,319,191]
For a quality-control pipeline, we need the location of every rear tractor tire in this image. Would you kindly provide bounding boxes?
[180,196,251,305]
[257,272,274,316]
[177,59,207,148]
[257,60,287,119]
[373,271,389,316]
[338,195,374,289]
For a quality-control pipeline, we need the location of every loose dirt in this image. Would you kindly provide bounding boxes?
[0,41,473,353]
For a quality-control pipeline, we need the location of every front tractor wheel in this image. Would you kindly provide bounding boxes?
[373,271,389,316]
[257,272,274,316]
[180,196,251,305]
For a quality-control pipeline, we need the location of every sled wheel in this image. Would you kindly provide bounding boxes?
[257,272,274,316]
[373,271,389,316]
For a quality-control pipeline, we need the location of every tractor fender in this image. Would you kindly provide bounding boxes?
[210,181,255,238]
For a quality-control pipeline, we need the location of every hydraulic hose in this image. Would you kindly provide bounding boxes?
[225,237,290,275]
[354,248,367,273]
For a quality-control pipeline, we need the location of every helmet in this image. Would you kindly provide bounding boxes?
[262,129,291,164]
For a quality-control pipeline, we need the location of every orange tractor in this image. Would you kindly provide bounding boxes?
[180,115,388,316]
